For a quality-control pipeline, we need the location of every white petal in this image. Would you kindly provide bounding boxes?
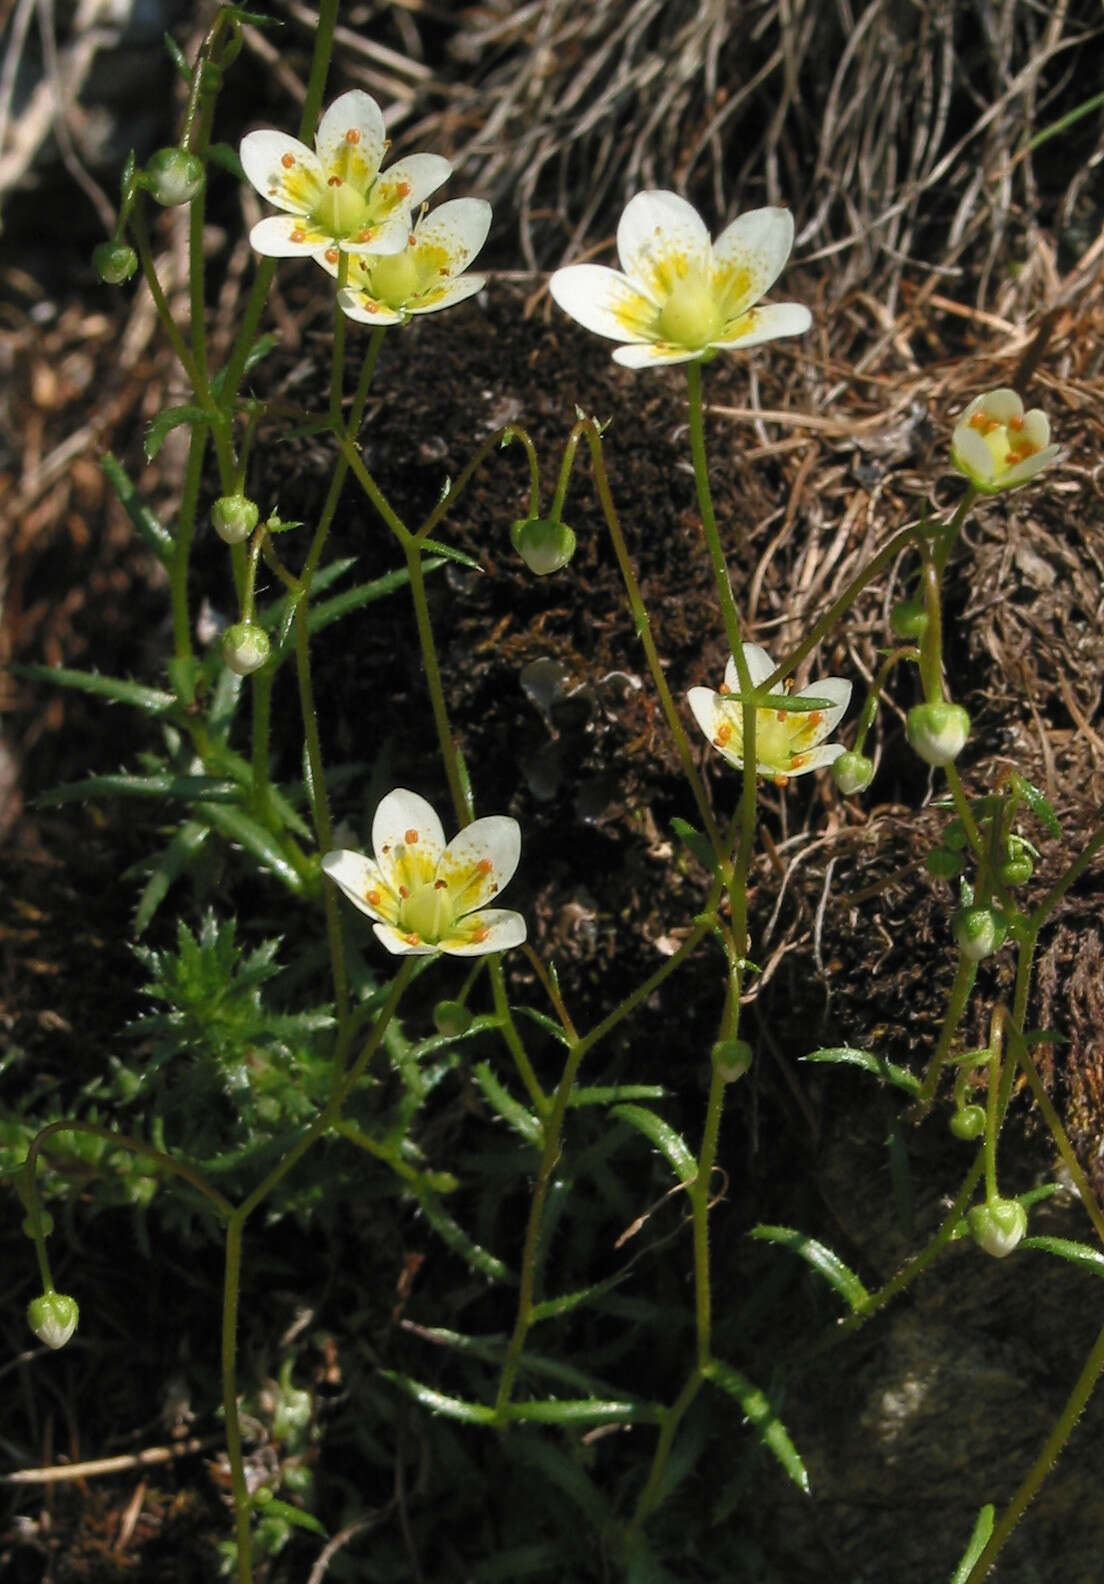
[239,130,320,214]
[711,207,795,312]
[438,816,521,912]
[373,922,440,956]
[734,644,777,690]
[372,789,447,889]
[611,340,703,368]
[1002,446,1060,488]
[381,153,453,209]
[441,908,528,956]
[688,687,743,768]
[405,274,486,315]
[248,214,331,257]
[774,742,846,776]
[793,675,852,738]
[315,90,386,183]
[616,190,711,300]
[713,302,812,350]
[337,289,405,326]
[1020,409,1051,449]
[550,265,656,344]
[976,388,1023,423]
[344,210,411,257]
[321,849,397,923]
[414,197,492,275]
[952,426,996,482]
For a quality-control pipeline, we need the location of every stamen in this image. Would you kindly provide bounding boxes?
[328,175,342,188]
[290,229,306,243]
[325,248,339,265]
[281,153,295,170]
[345,129,360,145]
[404,829,419,844]
[366,889,381,906]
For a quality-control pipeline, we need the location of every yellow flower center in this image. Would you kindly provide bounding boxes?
[656,278,723,349]
[721,700,825,773]
[400,879,455,943]
[968,412,1038,477]
[369,247,423,308]
[312,176,373,240]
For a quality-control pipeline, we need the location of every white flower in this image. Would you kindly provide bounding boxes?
[322,788,526,957]
[688,644,851,780]
[239,90,450,259]
[549,190,811,368]
[951,388,1059,494]
[319,198,492,325]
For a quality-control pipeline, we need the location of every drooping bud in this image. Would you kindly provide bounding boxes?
[712,1036,753,1083]
[907,702,971,767]
[832,750,874,795]
[222,622,270,676]
[999,837,1035,888]
[212,494,260,545]
[967,1197,1027,1259]
[144,148,205,207]
[92,241,138,284]
[510,517,577,576]
[434,1000,473,1038]
[27,1291,79,1350]
[890,597,928,640]
[950,1104,986,1141]
[953,906,1008,962]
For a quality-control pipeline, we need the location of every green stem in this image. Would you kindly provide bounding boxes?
[221,1219,252,1584]
[630,1370,705,1525]
[129,203,200,384]
[490,959,548,1116]
[415,423,538,545]
[915,952,978,1108]
[965,1315,1104,1582]
[300,327,386,590]
[23,1119,233,1219]
[685,362,744,662]
[401,533,468,828]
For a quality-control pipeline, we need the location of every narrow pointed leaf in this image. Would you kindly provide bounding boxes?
[567,1084,667,1107]
[611,1103,696,1183]
[197,802,306,893]
[37,773,239,806]
[13,664,177,716]
[382,1371,497,1423]
[418,536,483,572]
[950,1505,995,1583]
[145,404,207,461]
[704,1359,810,1493]
[101,452,173,560]
[131,820,210,936]
[472,1062,542,1144]
[803,1046,921,1095]
[506,1398,657,1426]
[256,1499,326,1538]
[305,562,442,637]
[416,1191,512,1282]
[1021,1236,1104,1276]
[750,1225,870,1312]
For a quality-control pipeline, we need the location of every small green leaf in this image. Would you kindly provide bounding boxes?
[303,562,442,638]
[382,1371,497,1424]
[567,1084,667,1107]
[13,663,177,716]
[671,817,721,877]
[803,1046,921,1095]
[101,453,173,560]
[418,536,483,573]
[145,404,208,461]
[37,773,239,807]
[704,1359,810,1493]
[416,1191,512,1282]
[163,30,191,82]
[1008,772,1062,838]
[472,1063,542,1144]
[610,1104,696,1184]
[529,1269,633,1322]
[506,1398,656,1426]
[197,803,307,893]
[949,1505,994,1583]
[749,1225,870,1312]
[255,1500,325,1538]
[130,820,210,936]
[1021,1236,1104,1276]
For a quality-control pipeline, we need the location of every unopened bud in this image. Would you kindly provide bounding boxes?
[434,1000,473,1038]
[907,702,971,767]
[999,837,1034,888]
[144,147,205,206]
[953,906,1008,962]
[712,1036,752,1083]
[832,750,874,795]
[510,517,576,576]
[212,494,260,545]
[27,1291,79,1350]
[92,241,138,284]
[950,1104,986,1141]
[890,597,928,640]
[967,1197,1027,1259]
[222,622,270,676]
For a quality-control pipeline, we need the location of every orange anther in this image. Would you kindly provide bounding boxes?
[366,890,381,906]
[328,175,342,187]
[325,248,339,264]
[345,129,360,145]
[471,927,489,944]
[355,229,374,243]
[404,829,418,844]
[290,229,306,243]
[404,933,420,945]
[281,153,296,169]
[399,885,410,899]
[476,859,493,876]
[434,879,448,890]
[396,182,411,199]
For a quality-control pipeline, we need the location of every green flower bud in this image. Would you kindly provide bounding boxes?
[92,241,138,284]
[890,597,928,640]
[510,517,576,576]
[22,1210,54,1239]
[27,1291,79,1350]
[434,1000,473,1038]
[212,494,260,545]
[144,147,205,206]
[999,837,1034,888]
[950,1104,986,1140]
[953,906,1008,962]
[967,1197,1027,1259]
[926,847,962,881]
[832,750,874,795]
[222,622,270,676]
[907,702,971,767]
[712,1036,752,1083]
